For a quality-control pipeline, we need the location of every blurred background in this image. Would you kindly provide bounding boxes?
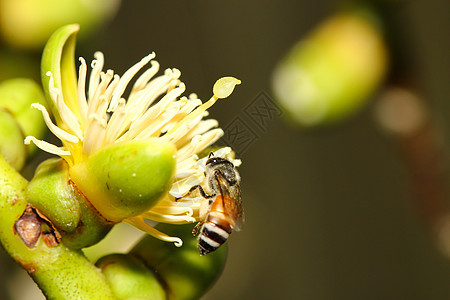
[0,0,449,299]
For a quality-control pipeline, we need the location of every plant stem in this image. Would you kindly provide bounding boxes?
[0,154,116,300]
[375,87,450,253]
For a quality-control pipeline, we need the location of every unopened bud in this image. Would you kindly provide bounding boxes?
[0,78,47,169]
[27,158,113,248]
[272,7,388,126]
[0,109,26,170]
[96,253,165,300]
[0,0,120,50]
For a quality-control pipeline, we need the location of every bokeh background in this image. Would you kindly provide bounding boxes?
[1,0,449,299]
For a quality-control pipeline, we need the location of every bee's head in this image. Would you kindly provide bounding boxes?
[205,156,239,186]
[206,156,231,167]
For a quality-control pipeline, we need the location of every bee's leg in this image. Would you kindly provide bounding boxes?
[190,185,215,199]
[192,221,203,236]
[175,185,215,202]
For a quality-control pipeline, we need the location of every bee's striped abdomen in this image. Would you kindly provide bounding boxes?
[198,220,231,255]
[198,196,233,255]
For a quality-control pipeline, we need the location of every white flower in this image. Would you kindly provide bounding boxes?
[25,51,241,246]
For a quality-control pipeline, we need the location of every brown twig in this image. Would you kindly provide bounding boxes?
[374,86,449,254]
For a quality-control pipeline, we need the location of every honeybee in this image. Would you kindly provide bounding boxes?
[187,153,244,255]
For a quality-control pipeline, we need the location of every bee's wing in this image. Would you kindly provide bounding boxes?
[224,183,244,231]
[215,172,245,231]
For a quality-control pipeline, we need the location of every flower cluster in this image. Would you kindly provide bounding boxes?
[25,51,241,246]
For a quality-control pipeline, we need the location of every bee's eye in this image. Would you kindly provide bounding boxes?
[206,157,218,166]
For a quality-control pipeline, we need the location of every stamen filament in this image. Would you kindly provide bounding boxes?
[126,217,183,247]
[108,53,155,111]
[89,52,105,100]
[77,57,88,128]
[142,211,196,224]
[24,136,71,156]
[166,95,218,136]
[31,103,79,143]
[129,60,160,97]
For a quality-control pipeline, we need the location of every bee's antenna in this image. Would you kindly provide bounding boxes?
[208,152,214,158]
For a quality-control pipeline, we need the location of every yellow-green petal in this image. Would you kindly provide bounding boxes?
[41,24,79,125]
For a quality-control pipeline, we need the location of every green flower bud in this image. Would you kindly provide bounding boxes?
[272,7,388,127]
[96,253,165,300]
[0,79,47,168]
[131,223,227,300]
[0,0,120,50]
[0,109,26,170]
[69,140,176,222]
[0,78,47,140]
[27,158,80,232]
[27,158,113,248]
